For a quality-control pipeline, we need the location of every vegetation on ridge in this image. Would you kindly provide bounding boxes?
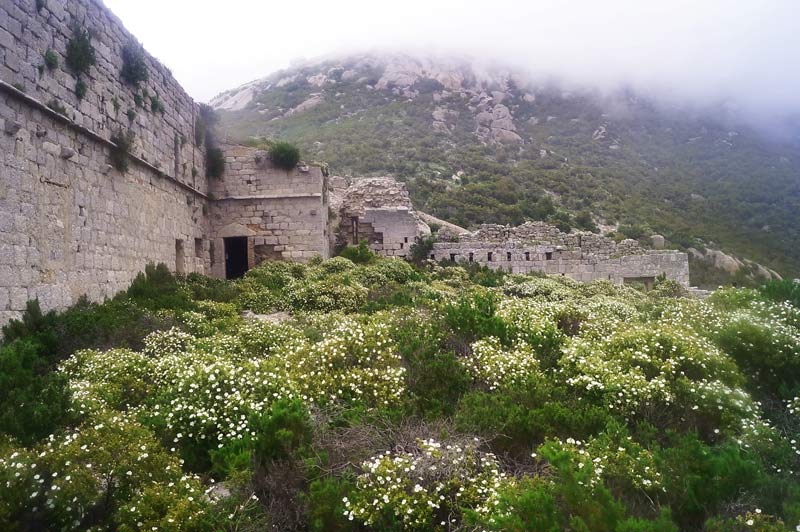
[1,256,799,530]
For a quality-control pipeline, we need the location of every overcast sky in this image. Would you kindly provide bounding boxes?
[103,0,800,120]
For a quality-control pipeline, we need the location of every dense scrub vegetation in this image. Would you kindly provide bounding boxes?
[1,258,799,530]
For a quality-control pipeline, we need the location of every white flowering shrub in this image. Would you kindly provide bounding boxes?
[560,325,754,430]
[537,428,662,494]
[142,327,195,358]
[61,348,155,414]
[345,438,510,530]
[0,413,208,530]
[502,275,575,301]
[463,337,541,390]
[285,278,368,312]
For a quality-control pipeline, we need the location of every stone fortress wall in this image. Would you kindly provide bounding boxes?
[208,144,329,277]
[0,0,691,326]
[432,222,690,286]
[0,0,213,325]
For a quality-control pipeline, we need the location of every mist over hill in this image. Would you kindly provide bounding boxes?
[213,53,800,281]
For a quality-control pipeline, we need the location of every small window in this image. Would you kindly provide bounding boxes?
[487,252,493,262]
[524,251,530,261]
[506,251,512,261]
[430,254,435,260]
[404,237,409,243]
[400,242,404,249]
[175,239,185,275]
[195,238,203,258]
[450,253,456,262]
[468,252,474,262]
[545,251,553,260]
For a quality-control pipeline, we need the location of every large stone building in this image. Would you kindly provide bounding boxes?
[0,0,689,325]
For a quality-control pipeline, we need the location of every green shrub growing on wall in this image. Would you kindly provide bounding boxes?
[150,94,165,114]
[120,41,148,86]
[110,130,135,172]
[43,49,59,71]
[269,141,301,170]
[74,79,87,100]
[65,27,96,75]
[206,147,225,179]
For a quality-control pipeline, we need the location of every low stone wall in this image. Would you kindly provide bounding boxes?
[430,241,690,286]
[208,145,329,276]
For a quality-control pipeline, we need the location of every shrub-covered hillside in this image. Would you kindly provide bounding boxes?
[215,53,800,279]
[1,257,800,531]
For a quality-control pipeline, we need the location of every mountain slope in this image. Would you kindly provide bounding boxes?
[213,53,800,279]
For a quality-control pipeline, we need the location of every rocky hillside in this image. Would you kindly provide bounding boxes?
[212,53,800,282]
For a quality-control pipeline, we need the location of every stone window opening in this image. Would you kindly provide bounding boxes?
[404,237,408,243]
[468,252,474,262]
[487,252,493,262]
[545,251,553,260]
[507,251,512,261]
[430,254,435,260]
[175,239,185,275]
[350,216,359,244]
[524,251,530,261]
[450,253,456,262]
[194,238,203,258]
[400,242,404,249]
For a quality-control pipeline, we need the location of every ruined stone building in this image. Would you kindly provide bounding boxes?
[431,223,689,287]
[0,0,689,325]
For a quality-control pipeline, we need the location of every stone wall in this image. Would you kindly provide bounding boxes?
[431,222,690,286]
[0,89,210,325]
[0,0,211,325]
[207,145,329,277]
[0,0,207,190]
[332,177,430,258]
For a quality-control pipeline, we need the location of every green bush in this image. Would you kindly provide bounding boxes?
[120,41,148,86]
[337,240,376,264]
[443,291,513,347]
[110,129,134,172]
[760,279,800,308]
[65,26,96,75]
[74,79,87,100]
[43,49,58,70]
[305,477,358,532]
[205,147,225,179]
[269,141,301,170]
[0,338,72,444]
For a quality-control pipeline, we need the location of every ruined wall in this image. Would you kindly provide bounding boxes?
[0,0,210,325]
[431,223,690,286]
[333,177,430,258]
[208,145,329,276]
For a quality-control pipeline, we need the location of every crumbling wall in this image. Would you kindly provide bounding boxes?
[431,222,690,286]
[208,145,329,276]
[335,177,430,258]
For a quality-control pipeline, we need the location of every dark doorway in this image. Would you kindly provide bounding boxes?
[224,237,249,279]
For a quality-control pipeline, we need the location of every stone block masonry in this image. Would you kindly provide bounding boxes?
[431,222,690,286]
[207,145,330,278]
[0,0,212,326]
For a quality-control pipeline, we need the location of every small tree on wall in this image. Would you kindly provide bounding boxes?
[268,141,300,170]
[120,41,148,86]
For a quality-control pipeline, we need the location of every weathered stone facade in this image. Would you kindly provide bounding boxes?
[208,145,329,277]
[330,177,430,258]
[431,222,690,286]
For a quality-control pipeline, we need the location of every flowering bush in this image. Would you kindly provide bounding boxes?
[345,438,510,530]
[463,337,541,390]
